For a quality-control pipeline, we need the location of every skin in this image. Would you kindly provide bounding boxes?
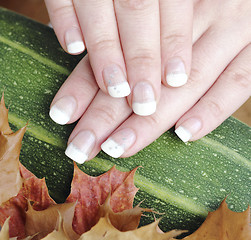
[45,0,193,112]
[47,0,251,161]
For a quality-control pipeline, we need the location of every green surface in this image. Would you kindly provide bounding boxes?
[0,8,250,234]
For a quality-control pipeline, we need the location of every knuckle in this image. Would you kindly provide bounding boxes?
[91,105,118,125]
[117,0,152,11]
[224,67,251,90]
[51,4,73,18]
[143,113,161,127]
[128,51,159,69]
[162,33,188,54]
[90,37,118,52]
[201,97,224,118]
[77,75,98,95]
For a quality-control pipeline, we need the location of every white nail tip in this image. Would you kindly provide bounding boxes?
[101,139,124,158]
[108,82,131,98]
[166,73,188,87]
[65,143,88,164]
[49,106,70,125]
[132,101,156,116]
[175,126,192,143]
[67,41,85,54]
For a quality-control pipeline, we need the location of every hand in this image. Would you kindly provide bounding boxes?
[49,0,251,163]
[45,0,193,116]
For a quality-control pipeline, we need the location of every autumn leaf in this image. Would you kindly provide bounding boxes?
[40,213,70,240]
[0,107,24,205]
[25,202,78,240]
[78,216,185,240]
[182,199,251,240]
[0,165,56,238]
[0,103,26,238]
[19,164,55,211]
[0,98,55,238]
[66,163,139,235]
[0,217,10,240]
[98,195,152,232]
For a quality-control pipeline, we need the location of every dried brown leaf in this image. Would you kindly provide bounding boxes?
[25,201,79,240]
[99,195,151,232]
[0,164,56,239]
[0,217,10,240]
[0,192,27,238]
[66,163,139,235]
[0,97,55,238]
[182,199,251,240]
[40,213,70,240]
[0,117,26,238]
[19,164,55,211]
[79,216,184,240]
[0,127,25,205]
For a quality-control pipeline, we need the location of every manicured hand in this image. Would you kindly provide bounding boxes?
[49,0,251,163]
[45,0,193,116]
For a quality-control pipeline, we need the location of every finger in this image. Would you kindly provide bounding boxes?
[101,22,251,158]
[65,91,132,164]
[175,43,251,142]
[45,0,85,54]
[49,55,99,125]
[192,0,215,43]
[72,0,130,98]
[160,0,193,88]
[114,0,161,116]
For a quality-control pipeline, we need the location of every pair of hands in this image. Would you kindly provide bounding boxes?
[46,0,251,164]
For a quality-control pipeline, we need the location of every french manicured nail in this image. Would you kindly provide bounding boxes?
[101,128,136,158]
[49,96,77,125]
[103,64,131,98]
[175,118,202,142]
[166,58,188,87]
[65,130,96,164]
[132,82,156,116]
[65,29,85,54]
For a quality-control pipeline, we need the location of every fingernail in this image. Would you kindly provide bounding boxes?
[49,96,77,125]
[103,64,131,98]
[101,128,136,158]
[166,58,188,87]
[175,118,202,142]
[65,29,85,54]
[65,130,96,164]
[132,82,156,116]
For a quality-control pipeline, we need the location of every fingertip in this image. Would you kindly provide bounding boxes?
[174,126,192,143]
[166,73,188,87]
[175,118,202,142]
[65,29,85,55]
[65,130,96,164]
[49,96,77,125]
[165,58,188,88]
[101,128,136,158]
[131,82,157,116]
[67,41,85,55]
[101,139,125,158]
[103,64,131,98]
[132,101,157,116]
